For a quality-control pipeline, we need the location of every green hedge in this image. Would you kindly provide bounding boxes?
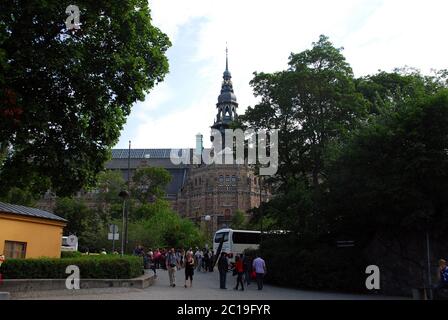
[259,236,367,293]
[0,255,143,279]
[60,251,83,259]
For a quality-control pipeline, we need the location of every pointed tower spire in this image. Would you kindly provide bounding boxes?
[211,43,239,138]
[226,43,229,72]
[223,43,231,80]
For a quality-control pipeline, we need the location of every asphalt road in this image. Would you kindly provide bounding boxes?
[12,268,406,300]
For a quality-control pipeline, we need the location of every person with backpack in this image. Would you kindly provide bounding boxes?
[166,248,179,287]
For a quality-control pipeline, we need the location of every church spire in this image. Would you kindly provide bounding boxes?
[211,45,239,136]
[223,44,231,81]
[225,44,228,72]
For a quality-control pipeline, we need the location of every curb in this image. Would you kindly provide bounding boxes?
[0,273,155,293]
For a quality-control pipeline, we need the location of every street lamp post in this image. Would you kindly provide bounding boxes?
[126,140,131,255]
[119,190,130,256]
[205,215,211,244]
[259,176,263,247]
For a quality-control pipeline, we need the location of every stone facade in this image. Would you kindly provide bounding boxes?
[176,163,269,231]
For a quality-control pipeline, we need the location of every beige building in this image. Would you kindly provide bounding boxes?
[0,202,67,259]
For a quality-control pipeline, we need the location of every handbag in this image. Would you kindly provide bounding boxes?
[250,270,256,280]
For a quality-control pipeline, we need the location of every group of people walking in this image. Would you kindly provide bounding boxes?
[133,244,268,291]
[89,242,271,293]
[133,245,216,288]
[164,247,215,288]
[218,252,267,291]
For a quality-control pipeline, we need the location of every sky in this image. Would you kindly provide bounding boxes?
[115,0,448,149]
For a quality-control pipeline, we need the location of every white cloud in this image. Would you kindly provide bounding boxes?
[117,0,448,148]
[131,92,217,149]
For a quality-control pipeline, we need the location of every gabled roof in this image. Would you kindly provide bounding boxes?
[0,201,67,223]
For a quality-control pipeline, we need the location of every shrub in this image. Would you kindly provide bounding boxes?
[61,251,83,259]
[259,235,367,293]
[0,255,143,279]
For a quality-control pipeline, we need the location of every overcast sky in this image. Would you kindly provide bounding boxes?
[115,0,448,149]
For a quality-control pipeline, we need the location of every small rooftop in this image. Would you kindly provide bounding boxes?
[0,201,67,223]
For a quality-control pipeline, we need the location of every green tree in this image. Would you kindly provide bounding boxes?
[0,0,171,197]
[126,206,205,250]
[131,198,170,221]
[230,210,246,229]
[131,167,171,204]
[0,187,37,206]
[96,170,126,204]
[239,35,367,234]
[327,89,448,236]
[95,170,126,220]
[54,197,91,236]
[240,35,367,191]
[355,68,447,115]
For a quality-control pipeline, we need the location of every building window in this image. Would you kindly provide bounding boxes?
[4,241,27,259]
[226,175,230,183]
[231,175,236,184]
[219,175,224,184]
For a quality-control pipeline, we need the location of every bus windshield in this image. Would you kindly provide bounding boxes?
[214,232,229,243]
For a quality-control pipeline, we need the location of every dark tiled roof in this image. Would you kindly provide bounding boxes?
[111,149,182,159]
[166,168,189,195]
[0,201,67,223]
[109,149,192,197]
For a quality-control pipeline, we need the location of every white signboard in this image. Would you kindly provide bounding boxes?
[108,233,119,240]
[67,235,78,247]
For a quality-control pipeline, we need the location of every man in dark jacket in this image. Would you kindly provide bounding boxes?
[218,252,229,289]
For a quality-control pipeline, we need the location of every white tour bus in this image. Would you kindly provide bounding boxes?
[213,228,261,262]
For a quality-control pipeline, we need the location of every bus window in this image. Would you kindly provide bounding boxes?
[232,232,261,244]
[214,232,229,243]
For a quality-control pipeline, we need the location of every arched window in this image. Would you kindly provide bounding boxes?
[219,175,224,184]
[225,106,230,116]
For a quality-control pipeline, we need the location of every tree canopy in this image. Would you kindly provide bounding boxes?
[240,35,367,191]
[131,166,172,204]
[241,35,448,239]
[0,0,171,197]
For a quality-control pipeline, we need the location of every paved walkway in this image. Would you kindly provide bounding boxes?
[12,269,406,300]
